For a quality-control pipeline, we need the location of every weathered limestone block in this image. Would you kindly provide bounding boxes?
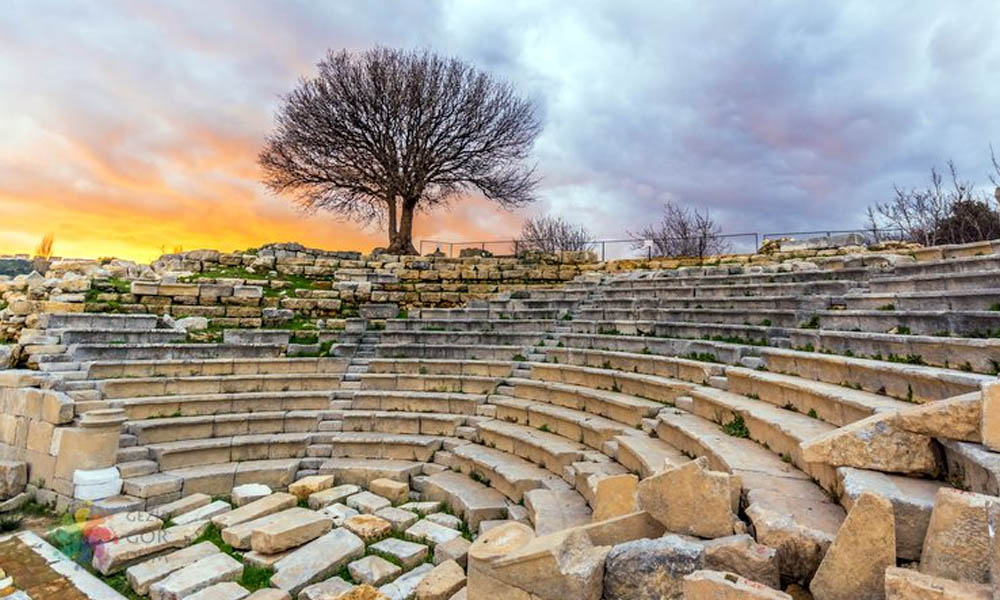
[343,514,392,543]
[603,535,704,600]
[982,382,1000,452]
[299,579,355,600]
[349,555,401,586]
[231,484,272,507]
[894,392,981,442]
[93,520,209,575]
[288,474,335,500]
[434,537,471,568]
[346,490,392,514]
[682,570,792,599]
[703,534,781,590]
[0,461,29,498]
[250,507,333,554]
[810,492,895,600]
[149,552,243,600]
[186,582,251,600]
[591,473,637,523]
[126,541,219,595]
[309,484,362,509]
[370,537,429,570]
[380,563,434,600]
[370,477,409,505]
[212,492,297,530]
[271,528,365,595]
[415,560,466,600]
[374,507,419,532]
[884,567,991,599]
[920,488,992,583]
[636,457,736,538]
[801,413,940,476]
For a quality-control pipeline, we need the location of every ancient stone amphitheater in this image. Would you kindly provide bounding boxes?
[0,239,998,599]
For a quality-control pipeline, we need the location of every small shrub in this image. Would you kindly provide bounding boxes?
[721,415,749,438]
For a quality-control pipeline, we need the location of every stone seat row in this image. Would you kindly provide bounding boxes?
[384,317,561,333]
[604,266,871,288]
[86,356,349,379]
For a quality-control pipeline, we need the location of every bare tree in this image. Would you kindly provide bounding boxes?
[516,215,592,254]
[868,153,1000,246]
[632,202,729,259]
[259,47,542,255]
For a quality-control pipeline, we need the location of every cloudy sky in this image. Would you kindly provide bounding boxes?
[2,1,999,261]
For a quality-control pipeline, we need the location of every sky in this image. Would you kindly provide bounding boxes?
[2,1,1000,262]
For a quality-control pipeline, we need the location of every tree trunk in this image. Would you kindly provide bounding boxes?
[387,198,419,255]
[386,197,399,248]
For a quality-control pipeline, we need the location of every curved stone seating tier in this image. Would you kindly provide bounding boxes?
[340,409,470,436]
[86,357,349,379]
[815,309,1000,337]
[568,319,657,336]
[492,298,579,311]
[582,294,831,310]
[318,457,425,487]
[760,347,994,402]
[841,288,1000,311]
[575,307,804,329]
[524,362,692,408]
[98,373,344,399]
[58,328,187,345]
[358,373,500,394]
[40,312,160,330]
[604,266,870,288]
[315,431,448,462]
[892,249,1000,274]
[488,395,631,451]
[377,330,547,347]
[555,331,753,365]
[510,287,592,300]
[160,458,303,497]
[142,432,311,471]
[476,419,603,475]
[725,367,911,427]
[686,386,838,491]
[939,439,1000,496]
[503,375,668,427]
[62,343,284,362]
[438,442,573,503]
[384,318,559,333]
[111,390,335,420]
[541,346,723,385]
[365,358,513,377]
[124,410,324,445]
[869,268,1000,293]
[654,409,845,581]
[375,343,525,360]
[350,390,486,414]
[594,279,856,300]
[613,433,689,478]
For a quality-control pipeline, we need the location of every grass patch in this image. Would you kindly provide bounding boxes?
[721,415,749,438]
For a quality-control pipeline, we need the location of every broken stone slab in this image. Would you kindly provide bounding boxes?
[212,492,297,530]
[920,488,992,583]
[800,412,941,476]
[894,391,981,442]
[93,519,210,575]
[186,582,251,600]
[343,514,392,543]
[380,563,434,600]
[434,537,471,568]
[319,502,360,526]
[148,493,211,520]
[232,483,272,507]
[370,477,410,505]
[682,570,792,599]
[271,528,366,596]
[836,466,945,561]
[308,484,362,509]
[884,566,991,599]
[406,519,463,546]
[374,507,420,532]
[703,534,780,590]
[251,507,333,554]
[370,537,430,570]
[348,555,401,586]
[810,492,895,600]
[125,540,219,594]
[288,474,335,500]
[415,559,466,600]
[299,578,354,600]
[346,490,393,514]
[149,551,243,600]
[591,473,637,523]
[636,456,736,538]
[604,534,704,600]
[172,499,231,526]
[222,510,289,549]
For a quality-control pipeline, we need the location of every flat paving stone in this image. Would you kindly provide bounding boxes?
[308,484,361,509]
[346,491,392,514]
[271,528,365,596]
[318,502,360,526]
[93,520,210,575]
[250,507,333,554]
[425,513,462,531]
[149,493,211,520]
[405,519,462,546]
[125,541,219,594]
[173,500,231,526]
[348,555,402,586]
[149,552,243,600]
[212,492,297,530]
[369,537,430,570]
[375,507,420,532]
[232,484,272,507]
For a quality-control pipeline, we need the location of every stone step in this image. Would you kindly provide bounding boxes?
[147,433,310,470]
[378,331,547,347]
[350,390,487,414]
[488,395,629,451]
[118,460,158,478]
[87,357,349,380]
[358,373,500,394]
[99,373,344,400]
[113,390,335,420]
[375,343,525,361]
[366,358,514,377]
[41,312,160,330]
[725,366,911,427]
[541,346,724,385]
[523,487,591,536]
[66,343,284,363]
[596,279,856,298]
[318,458,425,487]
[553,332,753,366]
[443,442,571,503]
[58,328,187,345]
[760,347,995,403]
[340,410,467,437]
[162,459,301,497]
[870,268,1000,293]
[125,410,324,445]
[654,408,844,583]
[323,431,446,462]
[476,419,596,475]
[412,470,508,530]
[842,288,1000,312]
[613,433,689,479]
[506,374,669,427]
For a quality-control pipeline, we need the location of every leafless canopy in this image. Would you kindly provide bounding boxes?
[632,202,729,259]
[259,47,542,254]
[516,215,593,254]
[867,150,1000,246]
